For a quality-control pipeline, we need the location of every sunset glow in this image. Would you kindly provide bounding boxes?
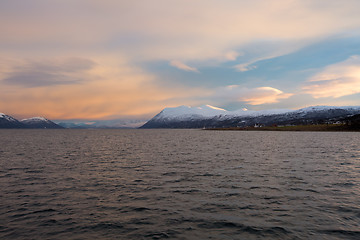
[1,0,360,120]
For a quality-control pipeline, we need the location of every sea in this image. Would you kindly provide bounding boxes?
[0,129,359,239]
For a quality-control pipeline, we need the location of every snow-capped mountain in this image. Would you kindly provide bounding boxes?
[0,112,145,129]
[147,104,293,121]
[0,113,63,128]
[55,119,147,129]
[0,113,24,128]
[0,113,18,122]
[140,105,360,128]
[155,105,227,120]
[20,117,63,129]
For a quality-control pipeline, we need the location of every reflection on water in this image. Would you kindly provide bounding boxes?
[0,129,359,239]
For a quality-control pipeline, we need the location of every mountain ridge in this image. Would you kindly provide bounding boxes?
[0,113,63,129]
[140,105,360,128]
[20,117,63,129]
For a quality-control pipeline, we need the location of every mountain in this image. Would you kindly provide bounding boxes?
[55,119,147,129]
[1,112,146,129]
[0,113,63,129]
[20,117,64,129]
[0,113,24,128]
[140,105,360,128]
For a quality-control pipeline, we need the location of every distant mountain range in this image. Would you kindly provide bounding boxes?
[0,112,147,129]
[3,105,360,129]
[54,119,147,129]
[0,113,63,129]
[140,105,360,128]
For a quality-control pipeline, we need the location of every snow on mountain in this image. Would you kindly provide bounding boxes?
[154,104,360,121]
[0,113,24,128]
[295,105,360,113]
[0,113,18,122]
[141,104,360,128]
[224,108,292,118]
[20,116,63,129]
[154,104,293,120]
[55,119,148,129]
[157,105,227,120]
[21,117,50,123]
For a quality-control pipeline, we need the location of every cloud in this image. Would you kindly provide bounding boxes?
[1,58,96,87]
[0,56,208,119]
[303,55,360,98]
[0,56,293,119]
[233,42,305,72]
[1,1,360,118]
[1,0,360,62]
[214,85,293,105]
[169,60,199,72]
[234,63,257,72]
[224,51,241,61]
[2,72,82,87]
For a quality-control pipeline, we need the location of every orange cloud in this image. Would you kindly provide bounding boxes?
[214,85,293,105]
[2,1,360,118]
[303,55,360,98]
[0,56,208,119]
[1,1,360,61]
[169,60,199,72]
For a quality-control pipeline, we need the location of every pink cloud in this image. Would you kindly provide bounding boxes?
[170,60,199,72]
[214,85,293,105]
[303,55,360,98]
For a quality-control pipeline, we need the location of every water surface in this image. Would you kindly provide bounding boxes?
[0,129,359,239]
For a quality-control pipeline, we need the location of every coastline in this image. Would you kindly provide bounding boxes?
[204,124,360,132]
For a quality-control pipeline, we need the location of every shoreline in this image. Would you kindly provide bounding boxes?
[204,124,360,132]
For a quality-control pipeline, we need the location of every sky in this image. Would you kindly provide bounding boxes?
[1,0,360,120]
